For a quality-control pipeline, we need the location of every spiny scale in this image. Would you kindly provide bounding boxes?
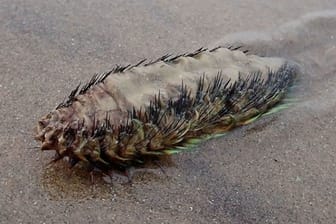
[35,46,298,172]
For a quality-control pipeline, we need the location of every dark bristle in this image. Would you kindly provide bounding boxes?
[56,83,81,109]
[209,46,222,52]
[144,54,172,66]
[185,47,207,57]
[167,53,186,62]
[128,59,147,70]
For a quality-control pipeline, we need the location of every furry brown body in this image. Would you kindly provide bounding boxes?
[35,47,298,171]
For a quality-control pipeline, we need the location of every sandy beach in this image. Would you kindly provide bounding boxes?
[1,1,336,223]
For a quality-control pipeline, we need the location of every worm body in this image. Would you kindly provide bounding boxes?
[35,47,297,171]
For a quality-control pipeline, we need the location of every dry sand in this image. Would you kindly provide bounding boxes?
[1,1,336,223]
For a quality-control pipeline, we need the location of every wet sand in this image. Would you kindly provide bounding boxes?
[1,1,336,223]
